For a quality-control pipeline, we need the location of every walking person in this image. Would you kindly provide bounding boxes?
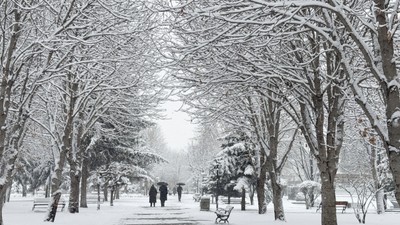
[159,183,168,207]
[172,186,177,195]
[177,185,183,202]
[149,184,157,207]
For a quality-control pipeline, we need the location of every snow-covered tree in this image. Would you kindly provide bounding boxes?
[0,2,55,224]
[186,123,221,194]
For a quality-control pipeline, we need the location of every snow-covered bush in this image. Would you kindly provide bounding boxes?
[299,180,321,209]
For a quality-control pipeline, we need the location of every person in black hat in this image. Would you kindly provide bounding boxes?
[149,184,157,207]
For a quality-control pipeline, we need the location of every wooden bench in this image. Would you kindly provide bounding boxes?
[32,197,66,211]
[220,197,245,204]
[316,201,349,213]
[215,206,234,224]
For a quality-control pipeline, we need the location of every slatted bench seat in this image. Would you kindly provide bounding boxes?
[316,201,349,213]
[215,206,234,224]
[32,197,66,211]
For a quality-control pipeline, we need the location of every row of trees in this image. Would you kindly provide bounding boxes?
[159,1,400,225]
[0,1,167,224]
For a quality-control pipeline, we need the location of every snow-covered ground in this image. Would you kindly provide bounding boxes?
[3,193,399,225]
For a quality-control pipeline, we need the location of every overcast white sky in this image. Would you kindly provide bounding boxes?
[156,100,196,151]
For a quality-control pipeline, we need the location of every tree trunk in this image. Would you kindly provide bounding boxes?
[0,202,3,225]
[265,108,286,220]
[369,143,385,214]
[389,152,400,206]
[241,188,246,211]
[45,192,62,222]
[309,192,316,208]
[0,185,6,225]
[103,186,108,202]
[110,188,114,206]
[68,172,80,213]
[45,155,66,222]
[22,182,27,197]
[80,159,89,208]
[215,193,219,210]
[67,102,84,213]
[376,189,385,214]
[303,191,310,209]
[249,184,255,205]
[256,165,267,214]
[320,173,337,225]
[97,184,101,210]
[6,187,10,202]
[116,186,120,200]
[45,174,51,198]
[270,174,285,220]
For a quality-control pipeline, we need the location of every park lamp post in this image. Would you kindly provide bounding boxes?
[214,164,221,210]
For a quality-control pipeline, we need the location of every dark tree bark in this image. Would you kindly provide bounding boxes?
[255,161,267,214]
[97,184,101,210]
[68,171,81,213]
[103,185,108,202]
[80,157,89,208]
[110,187,114,206]
[45,192,62,222]
[241,188,246,211]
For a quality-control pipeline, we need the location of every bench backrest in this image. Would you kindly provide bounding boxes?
[34,198,50,203]
[34,197,65,203]
[226,206,234,214]
[335,201,348,206]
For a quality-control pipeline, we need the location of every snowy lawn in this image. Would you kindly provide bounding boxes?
[3,193,399,225]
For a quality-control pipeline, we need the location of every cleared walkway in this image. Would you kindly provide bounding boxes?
[119,194,205,225]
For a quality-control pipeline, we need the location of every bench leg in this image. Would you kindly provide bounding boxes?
[220,219,228,224]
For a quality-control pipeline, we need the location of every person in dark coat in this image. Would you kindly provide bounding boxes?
[177,185,183,202]
[149,185,157,207]
[159,183,168,207]
[172,186,177,195]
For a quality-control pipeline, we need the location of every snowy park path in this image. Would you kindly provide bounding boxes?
[119,195,206,225]
[3,193,400,225]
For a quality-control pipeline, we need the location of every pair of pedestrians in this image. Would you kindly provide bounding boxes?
[149,183,168,207]
[149,184,183,206]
